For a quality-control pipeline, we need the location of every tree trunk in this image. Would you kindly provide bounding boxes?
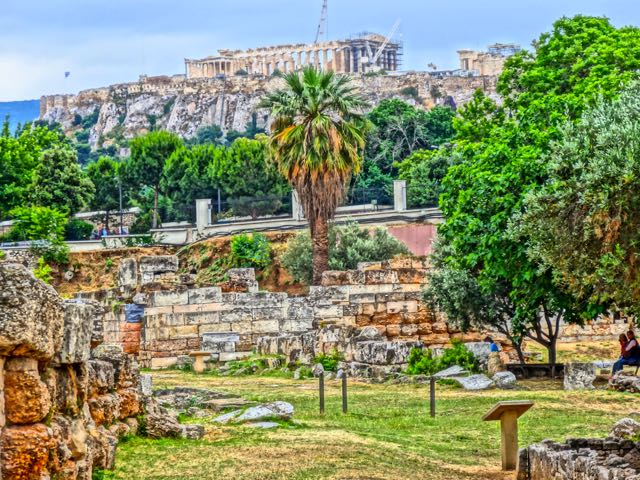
[152,187,159,229]
[105,211,110,233]
[311,216,329,285]
[548,342,557,365]
[511,339,526,364]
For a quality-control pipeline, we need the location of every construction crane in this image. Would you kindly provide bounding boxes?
[314,0,328,44]
[361,19,402,73]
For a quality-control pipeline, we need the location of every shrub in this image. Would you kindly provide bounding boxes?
[65,218,94,241]
[230,233,271,269]
[281,222,409,284]
[9,206,70,264]
[313,349,344,372]
[406,340,479,376]
[228,195,283,219]
[34,257,53,284]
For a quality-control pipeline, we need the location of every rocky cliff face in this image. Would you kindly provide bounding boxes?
[40,73,499,150]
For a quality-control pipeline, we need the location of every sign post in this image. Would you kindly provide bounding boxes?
[482,400,534,471]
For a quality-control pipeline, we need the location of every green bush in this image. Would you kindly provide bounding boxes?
[65,218,94,241]
[406,340,479,376]
[9,206,70,264]
[230,233,271,269]
[228,195,283,219]
[34,257,53,284]
[281,222,409,284]
[313,349,344,372]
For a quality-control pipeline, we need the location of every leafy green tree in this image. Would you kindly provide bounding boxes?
[31,146,95,214]
[521,84,640,316]
[431,16,639,363]
[86,156,122,231]
[9,206,69,265]
[365,100,455,175]
[0,122,67,218]
[189,125,224,145]
[282,223,408,285]
[208,137,289,200]
[261,67,369,284]
[397,148,459,208]
[128,131,183,228]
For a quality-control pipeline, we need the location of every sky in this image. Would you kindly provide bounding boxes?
[1,0,639,101]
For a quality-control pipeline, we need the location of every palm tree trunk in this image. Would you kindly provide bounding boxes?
[311,216,329,285]
[152,187,159,229]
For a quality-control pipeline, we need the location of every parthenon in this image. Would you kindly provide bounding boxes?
[185,33,402,78]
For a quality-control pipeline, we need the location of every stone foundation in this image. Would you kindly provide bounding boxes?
[0,262,188,479]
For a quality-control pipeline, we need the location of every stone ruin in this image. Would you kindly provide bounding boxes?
[0,262,200,479]
[517,418,640,479]
[73,255,501,377]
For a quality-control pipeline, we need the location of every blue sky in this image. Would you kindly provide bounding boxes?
[0,0,638,101]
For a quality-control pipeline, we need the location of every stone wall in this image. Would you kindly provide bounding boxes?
[517,432,640,479]
[80,256,498,375]
[0,262,188,479]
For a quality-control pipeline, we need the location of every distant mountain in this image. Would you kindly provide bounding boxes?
[0,100,40,133]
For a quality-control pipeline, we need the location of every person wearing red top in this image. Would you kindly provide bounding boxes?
[613,330,640,374]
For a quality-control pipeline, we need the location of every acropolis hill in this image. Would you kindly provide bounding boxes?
[39,38,516,150]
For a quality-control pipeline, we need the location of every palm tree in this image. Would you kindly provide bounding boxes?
[261,67,369,285]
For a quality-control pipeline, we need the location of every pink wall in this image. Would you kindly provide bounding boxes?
[388,224,438,257]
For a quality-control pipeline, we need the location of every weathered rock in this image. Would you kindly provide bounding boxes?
[453,374,495,391]
[610,372,640,393]
[139,255,179,273]
[181,424,205,439]
[54,300,95,365]
[139,373,153,397]
[355,326,384,342]
[0,263,64,360]
[92,344,138,389]
[87,359,116,397]
[118,258,138,288]
[312,363,325,377]
[245,421,280,429]
[4,357,52,424]
[90,426,118,470]
[610,418,640,439]
[50,364,87,417]
[487,351,505,376]
[564,362,597,390]
[352,341,422,365]
[145,411,183,438]
[213,401,294,424]
[88,393,120,426]
[117,388,141,419]
[493,371,517,389]
[1,424,54,479]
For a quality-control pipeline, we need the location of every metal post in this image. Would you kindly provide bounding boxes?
[429,376,436,418]
[341,372,347,414]
[319,372,325,414]
[118,182,124,235]
[217,188,222,215]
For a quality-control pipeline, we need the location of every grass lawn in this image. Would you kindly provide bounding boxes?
[107,371,636,480]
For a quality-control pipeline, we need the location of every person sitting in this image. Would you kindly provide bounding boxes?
[618,333,629,358]
[612,330,640,374]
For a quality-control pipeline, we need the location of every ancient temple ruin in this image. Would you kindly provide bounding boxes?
[185,33,402,77]
[457,43,521,76]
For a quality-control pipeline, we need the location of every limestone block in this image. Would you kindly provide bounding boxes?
[286,299,314,319]
[88,393,121,425]
[493,371,517,389]
[117,388,141,419]
[564,362,597,390]
[184,312,220,325]
[54,300,95,365]
[201,333,239,353]
[168,325,199,338]
[252,320,280,334]
[314,305,344,318]
[349,293,377,304]
[220,309,253,323]
[50,364,86,418]
[281,318,314,333]
[253,307,285,321]
[383,258,414,269]
[0,263,64,360]
[219,351,252,362]
[453,374,495,391]
[1,424,53,479]
[188,287,223,304]
[352,341,421,365]
[150,290,189,307]
[91,426,118,470]
[375,292,406,303]
[4,357,52,424]
[149,357,178,369]
[357,261,383,271]
[199,323,233,334]
[117,258,138,287]
[227,268,256,283]
[91,344,138,389]
[387,301,419,314]
[321,270,365,286]
[139,374,153,397]
[396,268,428,284]
[235,292,288,307]
[308,285,350,304]
[365,269,399,285]
[87,359,115,397]
[139,255,179,273]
